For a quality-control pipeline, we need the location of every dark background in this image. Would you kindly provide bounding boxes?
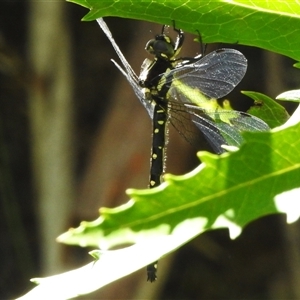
[1,2,300,299]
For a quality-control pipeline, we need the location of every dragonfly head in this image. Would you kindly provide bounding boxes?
[145,34,176,60]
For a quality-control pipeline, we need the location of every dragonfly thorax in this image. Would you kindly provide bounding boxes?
[141,28,183,95]
[139,57,173,92]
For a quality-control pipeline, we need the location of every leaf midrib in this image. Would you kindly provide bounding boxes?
[116,161,300,230]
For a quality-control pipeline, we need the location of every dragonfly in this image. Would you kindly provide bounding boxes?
[97,18,269,282]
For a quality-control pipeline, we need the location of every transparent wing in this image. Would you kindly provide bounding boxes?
[168,103,269,154]
[169,48,247,101]
[97,18,154,118]
[164,48,259,153]
[188,106,269,153]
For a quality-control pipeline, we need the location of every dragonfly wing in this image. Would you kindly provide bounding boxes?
[97,18,154,118]
[169,48,247,101]
[167,101,241,154]
[191,115,240,154]
[167,101,206,145]
[185,105,269,152]
[167,100,269,154]
[228,112,270,132]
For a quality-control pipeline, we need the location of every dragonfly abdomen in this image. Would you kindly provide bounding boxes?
[149,101,168,188]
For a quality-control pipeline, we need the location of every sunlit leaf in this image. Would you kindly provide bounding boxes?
[276,89,300,102]
[67,0,300,60]
[59,118,300,249]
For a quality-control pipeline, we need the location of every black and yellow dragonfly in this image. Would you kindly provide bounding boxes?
[97,18,269,282]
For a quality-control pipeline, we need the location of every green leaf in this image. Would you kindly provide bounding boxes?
[294,62,300,69]
[243,91,290,128]
[67,0,300,60]
[58,116,300,250]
